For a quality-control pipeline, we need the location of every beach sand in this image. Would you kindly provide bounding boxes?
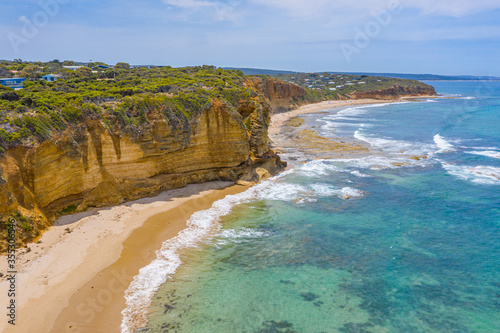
[269,97,437,138]
[0,181,247,333]
[269,99,384,137]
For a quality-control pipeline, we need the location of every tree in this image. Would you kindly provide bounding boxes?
[20,64,41,80]
[0,66,12,78]
[75,66,92,78]
[59,69,73,80]
[115,62,130,70]
[103,68,115,79]
[88,61,109,69]
[44,62,62,74]
[62,60,76,66]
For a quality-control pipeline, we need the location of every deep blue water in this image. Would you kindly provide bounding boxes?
[139,81,500,333]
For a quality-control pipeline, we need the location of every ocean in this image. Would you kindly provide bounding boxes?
[124,81,500,333]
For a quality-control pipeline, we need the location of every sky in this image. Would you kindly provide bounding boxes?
[1,0,499,76]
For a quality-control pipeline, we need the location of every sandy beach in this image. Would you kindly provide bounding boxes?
[268,98,421,138]
[268,97,437,155]
[268,99,393,163]
[0,181,247,333]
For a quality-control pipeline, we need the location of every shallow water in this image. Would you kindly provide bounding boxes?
[134,81,500,333]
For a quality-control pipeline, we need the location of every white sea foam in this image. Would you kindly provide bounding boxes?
[121,185,261,333]
[335,155,435,170]
[339,187,366,199]
[351,170,371,178]
[441,163,500,185]
[335,156,398,170]
[293,159,373,179]
[321,121,361,127]
[295,160,343,177]
[355,131,435,157]
[219,228,270,240]
[466,150,500,159]
[434,134,456,153]
[216,228,271,246]
[257,182,314,202]
[355,131,413,151]
[318,102,410,137]
[309,183,340,197]
[121,168,366,331]
[468,146,500,150]
[336,106,370,117]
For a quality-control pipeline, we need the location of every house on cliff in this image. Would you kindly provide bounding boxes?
[63,65,83,71]
[0,77,26,90]
[42,74,58,82]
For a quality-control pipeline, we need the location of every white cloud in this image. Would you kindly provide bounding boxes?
[162,0,242,21]
[249,0,500,18]
[387,24,500,41]
[163,0,218,9]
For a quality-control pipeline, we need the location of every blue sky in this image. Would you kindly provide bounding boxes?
[1,0,499,75]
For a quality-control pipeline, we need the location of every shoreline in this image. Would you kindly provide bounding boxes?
[268,97,435,139]
[0,181,246,333]
[268,98,410,158]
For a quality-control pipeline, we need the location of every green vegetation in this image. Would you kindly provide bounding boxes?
[20,221,32,231]
[0,59,434,153]
[0,60,251,152]
[273,72,435,100]
[59,204,78,215]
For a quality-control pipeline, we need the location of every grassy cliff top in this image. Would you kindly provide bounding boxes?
[0,62,435,153]
[272,72,436,100]
[0,65,256,153]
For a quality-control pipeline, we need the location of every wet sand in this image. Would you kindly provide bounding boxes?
[0,182,247,333]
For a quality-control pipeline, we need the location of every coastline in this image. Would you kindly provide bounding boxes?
[268,97,435,139]
[0,95,432,333]
[268,98,411,162]
[0,181,246,333]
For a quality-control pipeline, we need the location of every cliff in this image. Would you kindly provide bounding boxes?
[0,94,289,250]
[0,67,436,250]
[350,84,437,100]
[246,77,308,113]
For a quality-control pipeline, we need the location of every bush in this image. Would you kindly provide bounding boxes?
[20,222,31,231]
[0,85,14,92]
[61,105,82,123]
[23,114,53,139]
[0,92,19,101]
[60,204,77,214]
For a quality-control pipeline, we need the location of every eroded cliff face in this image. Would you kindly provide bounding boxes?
[351,84,437,100]
[0,96,287,250]
[246,77,308,113]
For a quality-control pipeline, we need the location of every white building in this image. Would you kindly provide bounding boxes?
[63,66,83,71]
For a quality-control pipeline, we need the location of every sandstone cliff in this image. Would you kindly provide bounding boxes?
[0,91,290,250]
[350,84,437,100]
[246,77,308,113]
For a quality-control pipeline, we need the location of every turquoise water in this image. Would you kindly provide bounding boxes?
[140,81,500,333]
